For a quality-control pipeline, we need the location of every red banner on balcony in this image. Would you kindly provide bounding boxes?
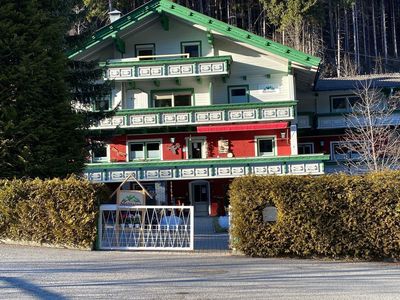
[197,122,288,133]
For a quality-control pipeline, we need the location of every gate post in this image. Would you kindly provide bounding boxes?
[190,206,194,250]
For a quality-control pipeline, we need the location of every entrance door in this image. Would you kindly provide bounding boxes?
[187,137,206,159]
[190,181,209,216]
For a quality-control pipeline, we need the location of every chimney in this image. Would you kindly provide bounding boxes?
[109,10,122,23]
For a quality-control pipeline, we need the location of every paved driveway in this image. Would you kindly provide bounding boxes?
[0,244,399,299]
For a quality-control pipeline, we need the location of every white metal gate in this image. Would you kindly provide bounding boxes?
[98,205,194,250]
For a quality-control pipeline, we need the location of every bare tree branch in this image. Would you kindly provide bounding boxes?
[338,81,400,173]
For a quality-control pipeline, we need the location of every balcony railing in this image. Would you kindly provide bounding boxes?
[317,112,400,129]
[99,55,232,81]
[297,113,313,129]
[92,101,296,130]
[84,154,329,183]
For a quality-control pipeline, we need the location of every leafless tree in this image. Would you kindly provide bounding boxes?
[338,81,400,173]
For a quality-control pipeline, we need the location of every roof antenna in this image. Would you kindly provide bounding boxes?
[108,0,112,12]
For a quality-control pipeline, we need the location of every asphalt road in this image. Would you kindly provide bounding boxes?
[1,244,400,300]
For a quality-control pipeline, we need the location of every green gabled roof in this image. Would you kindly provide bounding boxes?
[68,0,321,68]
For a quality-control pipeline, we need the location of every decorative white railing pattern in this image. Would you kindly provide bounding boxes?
[98,205,194,251]
[85,155,327,183]
[105,60,229,81]
[93,105,295,129]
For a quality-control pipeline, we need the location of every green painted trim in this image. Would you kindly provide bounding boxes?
[207,30,214,45]
[227,85,250,104]
[86,154,330,170]
[160,12,169,30]
[115,100,297,115]
[112,33,126,54]
[150,88,195,107]
[68,0,320,68]
[134,43,156,57]
[99,55,232,67]
[288,61,292,74]
[180,40,202,57]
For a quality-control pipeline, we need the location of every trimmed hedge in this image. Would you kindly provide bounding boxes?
[0,176,109,249]
[229,172,400,259]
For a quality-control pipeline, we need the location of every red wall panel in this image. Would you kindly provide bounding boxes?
[108,127,291,162]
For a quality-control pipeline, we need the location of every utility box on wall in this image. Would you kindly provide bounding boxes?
[263,206,277,222]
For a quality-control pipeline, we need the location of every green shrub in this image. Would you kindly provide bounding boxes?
[0,176,109,249]
[229,172,400,259]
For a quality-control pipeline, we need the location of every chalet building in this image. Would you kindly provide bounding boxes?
[69,0,337,216]
[297,74,400,173]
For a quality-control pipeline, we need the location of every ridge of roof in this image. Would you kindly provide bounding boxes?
[68,0,321,68]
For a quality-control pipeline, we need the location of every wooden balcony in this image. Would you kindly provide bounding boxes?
[84,154,329,183]
[92,101,296,130]
[100,55,232,81]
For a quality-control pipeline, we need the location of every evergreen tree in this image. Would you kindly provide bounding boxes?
[0,0,87,179]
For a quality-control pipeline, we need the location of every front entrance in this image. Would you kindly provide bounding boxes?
[189,180,210,216]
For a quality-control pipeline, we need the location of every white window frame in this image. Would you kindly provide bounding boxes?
[153,91,193,108]
[330,95,361,113]
[185,136,207,159]
[126,139,163,161]
[181,41,201,57]
[135,44,155,59]
[255,136,277,157]
[330,141,361,161]
[91,143,110,163]
[298,143,314,155]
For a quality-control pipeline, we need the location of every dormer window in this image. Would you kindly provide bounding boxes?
[135,44,155,60]
[181,41,201,58]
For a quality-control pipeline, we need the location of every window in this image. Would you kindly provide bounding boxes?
[228,86,249,104]
[330,142,360,161]
[181,41,201,57]
[92,143,109,163]
[298,143,314,155]
[186,137,207,159]
[135,44,155,60]
[93,98,110,111]
[256,137,276,157]
[128,141,161,161]
[153,90,192,107]
[331,95,361,113]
